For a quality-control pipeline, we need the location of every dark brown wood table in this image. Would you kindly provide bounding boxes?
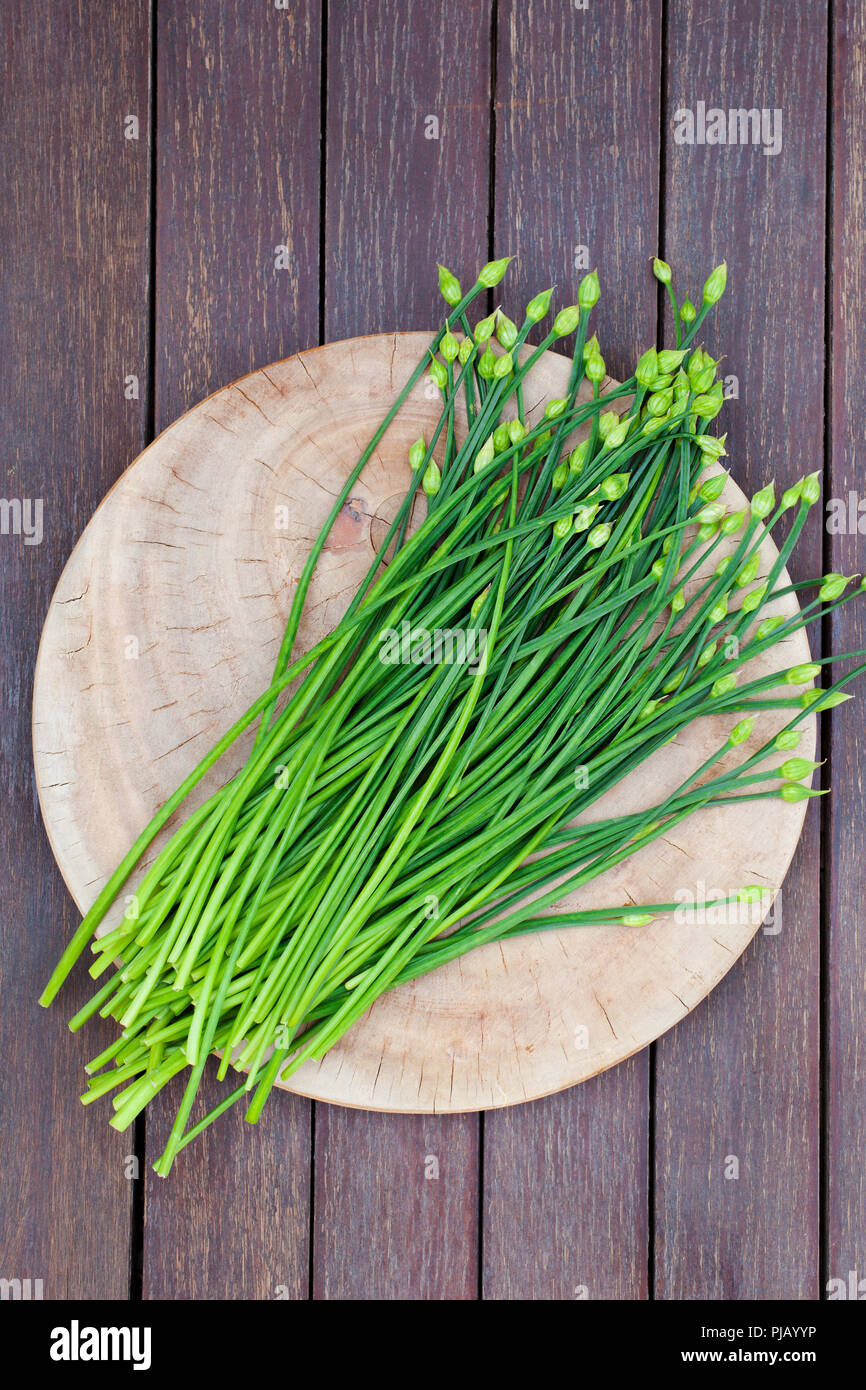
[2,0,863,1300]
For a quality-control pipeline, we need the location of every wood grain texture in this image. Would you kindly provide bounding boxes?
[142,0,322,1300]
[827,0,866,1296]
[484,0,662,1301]
[655,0,828,1299]
[0,0,151,1297]
[313,0,493,1299]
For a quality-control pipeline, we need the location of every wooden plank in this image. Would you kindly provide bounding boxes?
[655,0,827,1299]
[311,0,492,1300]
[482,0,662,1300]
[0,1,151,1297]
[142,0,322,1299]
[826,0,866,1299]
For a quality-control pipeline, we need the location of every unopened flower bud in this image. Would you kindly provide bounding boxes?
[496,312,518,349]
[477,256,512,288]
[702,261,727,306]
[526,288,553,323]
[657,349,686,374]
[408,437,426,471]
[422,460,441,496]
[652,257,672,284]
[635,347,659,387]
[751,482,776,518]
[587,522,612,549]
[438,264,462,306]
[785,663,821,685]
[819,573,851,602]
[585,354,606,384]
[680,297,697,324]
[729,716,754,746]
[553,305,581,336]
[577,270,600,310]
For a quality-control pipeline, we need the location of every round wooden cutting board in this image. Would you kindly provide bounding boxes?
[33,333,815,1113]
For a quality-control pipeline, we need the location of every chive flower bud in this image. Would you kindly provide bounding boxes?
[635,347,659,387]
[474,312,497,343]
[553,305,581,336]
[428,355,448,390]
[692,393,723,420]
[422,460,441,496]
[477,256,512,288]
[709,595,728,624]
[441,328,459,361]
[651,558,667,581]
[680,297,697,324]
[545,397,568,419]
[780,782,825,803]
[642,416,667,435]
[696,434,728,464]
[408,436,426,471]
[671,589,686,613]
[657,349,687,374]
[750,482,775,518]
[573,502,600,532]
[775,730,800,751]
[583,334,600,361]
[652,257,672,284]
[471,584,490,618]
[785,663,821,685]
[474,435,496,473]
[493,351,514,379]
[647,388,674,417]
[603,422,630,452]
[699,473,727,501]
[477,347,497,379]
[598,410,619,440]
[438,264,462,306]
[740,584,767,613]
[819,573,851,602]
[663,670,685,693]
[779,757,819,781]
[721,509,745,535]
[601,472,630,499]
[458,336,474,365]
[569,441,588,473]
[585,354,606,384]
[578,270,601,309]
[697,521,719,541]
[587,522,612,549]
[697,641,717,668]
[810,690,853,712]
[526,288,553,322]
[697,501,725,525]
[799,471,821,506]
[729,717,754,746]
[496,312,518,349]
[648,374,673,391]
[552,464,568,490]
[638,700,660,722]
[553,515,573,541]
[622,912,654,926]
[702,261,728,306]
[493,423,511,452]
[755,615,785,640]
[711,673,737,697]
[780,480,802,510]
[673,370,690,402]
[715,556,732,577]
[508,419,527,444]
[691,364,717,393]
